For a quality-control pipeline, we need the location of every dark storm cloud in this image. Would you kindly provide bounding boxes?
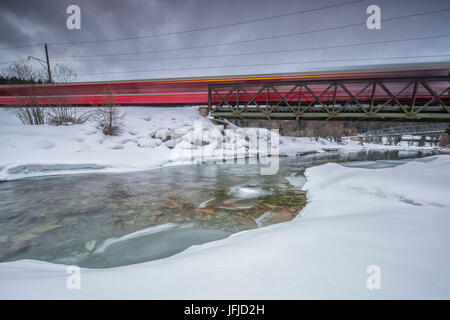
[0,0,449,81]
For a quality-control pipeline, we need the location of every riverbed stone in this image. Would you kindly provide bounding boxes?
[152,210,163,216]
[173,215,185,222]
[196,206,215,214]
[15,233,39,242]
[0,240,31,260]
[115,210,135,217]
[31,223,62,234]
[85,240,96,251]
[165,201,178,209]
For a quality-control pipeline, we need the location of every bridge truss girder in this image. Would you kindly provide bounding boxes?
[208,77,450,122]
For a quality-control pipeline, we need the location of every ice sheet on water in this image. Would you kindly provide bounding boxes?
[87,224,230,268]
[254,212,277,228]
[198,198,215,208]
[286,172,306,190]
[413,156,438,163]
[339,160,409,169]
[227,185,273,199]
[6,163,106,174]
[94,223,180,253]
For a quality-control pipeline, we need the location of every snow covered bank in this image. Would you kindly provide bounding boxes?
[1,155,449,299]
[0,107,209,180]
[0,107,438,181]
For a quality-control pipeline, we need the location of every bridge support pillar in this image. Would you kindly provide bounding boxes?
[439,124,450,147]
[198,106,209,117]
[439,133,450,147]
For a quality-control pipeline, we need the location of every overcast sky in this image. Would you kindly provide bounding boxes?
[0,0,449,82]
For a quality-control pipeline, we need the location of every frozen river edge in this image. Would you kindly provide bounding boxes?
[0,107,443,181]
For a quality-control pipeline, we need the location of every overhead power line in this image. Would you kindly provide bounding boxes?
[0,0,363,51]
[5,33,449,66]
[77,53,450,76]
[0,43,44,51]
[52,8,450,59]
[51,34,450,63]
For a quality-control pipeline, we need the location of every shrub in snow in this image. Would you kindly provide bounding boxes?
[13,106,46,125]
[47,107,91,126]
[93,96,124,136]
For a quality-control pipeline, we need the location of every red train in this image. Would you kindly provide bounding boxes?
[0,63,449,106]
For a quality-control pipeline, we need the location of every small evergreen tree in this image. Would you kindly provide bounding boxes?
[93,93,124,136]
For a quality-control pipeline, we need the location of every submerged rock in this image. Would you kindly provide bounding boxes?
[31,223,62,234]
[196,206,215,214]
[15,233,39,242]
[85,240,97,251]
[255,211,293,227]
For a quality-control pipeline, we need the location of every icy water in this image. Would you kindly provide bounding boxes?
[0,149,443,268]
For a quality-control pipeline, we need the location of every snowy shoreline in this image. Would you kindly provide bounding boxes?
[0,154,449,299]
[0,106,443,181]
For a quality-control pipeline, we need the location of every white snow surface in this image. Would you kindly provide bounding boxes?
[0,106,436,181]
[0,155,449,299]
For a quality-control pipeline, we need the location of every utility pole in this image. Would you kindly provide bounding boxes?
[44,44,52,83]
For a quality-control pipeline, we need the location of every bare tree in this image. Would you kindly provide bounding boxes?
[328,121,346,142]
[303,121,347,142]
[3,59,81,125]
[43,64,89,125]
[12,91,46,124]
[3,58,37,83]
[51,63,77,83]
[304,121,322,141]
[3,59,47,124]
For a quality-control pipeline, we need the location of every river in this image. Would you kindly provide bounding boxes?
[0,149,443,268]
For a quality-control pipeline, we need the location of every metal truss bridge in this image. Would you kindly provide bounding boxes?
[208,76,450,122]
